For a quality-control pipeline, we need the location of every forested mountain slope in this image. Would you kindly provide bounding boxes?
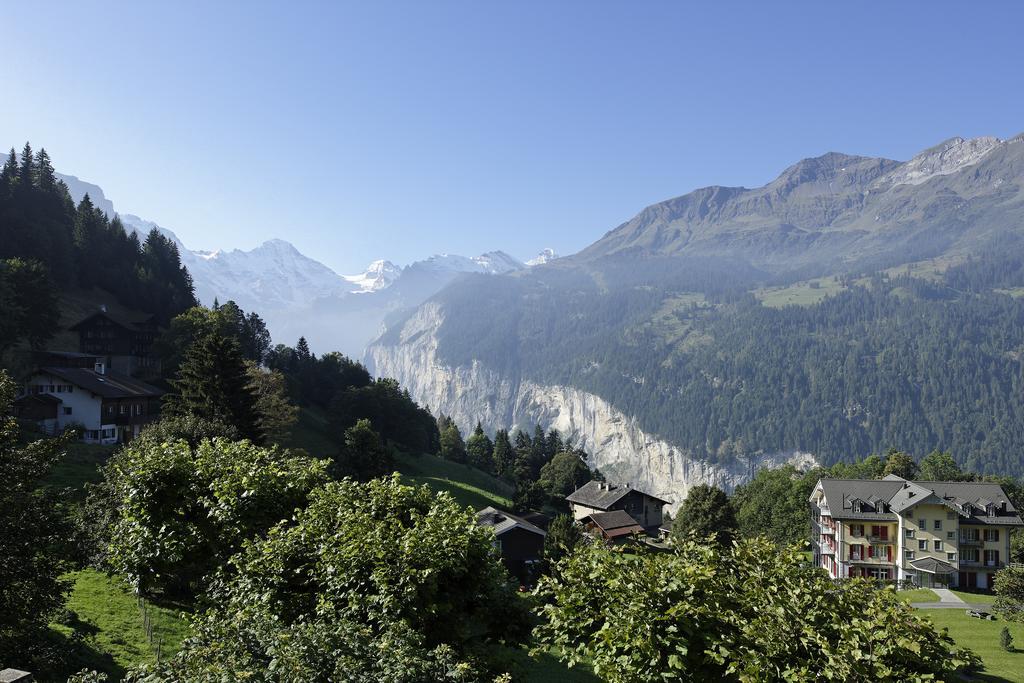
[369,134,1024,504]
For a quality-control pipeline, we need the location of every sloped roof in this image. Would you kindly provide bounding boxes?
[816,478,1022,526]
[583,510,645,539]
[566,480,669,509]
[910,556,957,574]
[68,310,156,332]
[476,506,546,537]
[34,367,163,399]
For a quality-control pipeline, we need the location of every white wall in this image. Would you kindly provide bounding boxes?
[27,372,104,431]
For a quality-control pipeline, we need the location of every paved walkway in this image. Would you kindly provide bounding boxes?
[932,588,965,604]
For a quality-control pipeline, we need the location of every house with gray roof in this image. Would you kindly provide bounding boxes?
[17,361,163,444]
[566,480,668,532]
[810,475,1023,589]
[476,506,546,583]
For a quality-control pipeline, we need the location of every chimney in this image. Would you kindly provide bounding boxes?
[99,304,107,313]
[94,361,106,375]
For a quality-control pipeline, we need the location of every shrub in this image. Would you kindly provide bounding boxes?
[536,538,980,682]
[104,437,329,597]
[1001,626,1014,652]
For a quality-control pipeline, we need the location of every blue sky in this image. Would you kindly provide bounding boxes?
[2,2,1022,273]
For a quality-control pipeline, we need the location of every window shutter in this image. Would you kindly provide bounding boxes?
[994,530,1000,542]
[868,545,873,558]
[887,545,892,562]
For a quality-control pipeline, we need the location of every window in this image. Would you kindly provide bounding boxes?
[918,519,926,530]
[934,520,942,531]
[905,550,915,560]
[904,528,915,539]
[984,549,1000,567]
[120,405,127,415]
[947,552,957,562]
[963,548,980,563]
[63,407,72,416]
[934,540,942,551]
[984,529,1000,542]
[947,531,955,540]
[918,540,927,550]
[134,404,143,416]
[851,524,864,537]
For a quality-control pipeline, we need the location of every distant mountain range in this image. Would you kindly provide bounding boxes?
[53,171,556,356]
[368,132,1024,508]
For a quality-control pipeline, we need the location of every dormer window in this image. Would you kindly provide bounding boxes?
[987,504,996,517]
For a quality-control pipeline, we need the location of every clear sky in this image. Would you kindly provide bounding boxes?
[2,1,1022,273]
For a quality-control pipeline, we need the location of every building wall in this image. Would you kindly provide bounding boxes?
[901,503,959,572]
[27,372,104,432]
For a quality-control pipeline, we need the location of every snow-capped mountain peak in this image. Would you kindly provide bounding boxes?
[527,248,558,266]
[343,259,402,293]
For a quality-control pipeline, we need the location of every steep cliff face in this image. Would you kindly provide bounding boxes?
[367,302,816,509]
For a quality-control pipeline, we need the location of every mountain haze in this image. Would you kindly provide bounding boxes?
[369,133,1024,508]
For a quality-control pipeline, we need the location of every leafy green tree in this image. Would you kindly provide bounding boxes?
[164,331,261,442]
[994,565,1024,623]
[671,483,736,547]
[335,418,393,481]
[918,450,964,481]
[439,420,467,463]
[137,476,530,681]
[543,513,583,568]
[882,449,918,479]
[104,437,329,597]
[0,371,75,668]
[536,538,979,682]
[732,464,816,545]
[245,361,299,443]
[537,451,594,508]
[466,421,494,472]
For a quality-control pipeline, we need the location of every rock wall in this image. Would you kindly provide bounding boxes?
[367,302,816,510]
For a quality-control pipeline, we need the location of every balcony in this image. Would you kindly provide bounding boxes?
[849,555,894,565]
[958,536,982,546]
[866,534,890,543]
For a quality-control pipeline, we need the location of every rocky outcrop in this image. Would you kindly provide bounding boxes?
[367,303,816,510]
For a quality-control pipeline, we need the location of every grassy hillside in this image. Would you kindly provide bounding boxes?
[920,609,1024,682]
[285,406,514,510]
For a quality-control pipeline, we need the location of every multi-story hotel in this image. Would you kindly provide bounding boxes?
[810,475,1022,589]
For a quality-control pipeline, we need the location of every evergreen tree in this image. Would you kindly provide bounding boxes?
[492,429,514,476]
[245,362,299,444]
[671,483,737,548]
[17,141,33,188]
[164,331,261,442]
[439,420,467,463]
[0,148,18,197]
[466,421,494,472]
[34,148,56,191]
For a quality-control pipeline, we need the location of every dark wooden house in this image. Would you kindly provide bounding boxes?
[566,480,668,532]
[476,506,547,584]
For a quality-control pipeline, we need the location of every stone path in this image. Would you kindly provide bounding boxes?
[911,588,992,609]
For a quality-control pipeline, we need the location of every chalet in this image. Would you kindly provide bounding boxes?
[16,361,163,444]
[566,480,668,532]
[69,308,161,377]
[581,509,646,543]
[476,506,547,583]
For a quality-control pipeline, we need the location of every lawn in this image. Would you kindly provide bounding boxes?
[950,589,997,605]
[896,588,941,603]
[45,442,116,500]
[396,450,514,510]
[920,608,1024,682]
[281,404,337,458]
[48,569,191,681]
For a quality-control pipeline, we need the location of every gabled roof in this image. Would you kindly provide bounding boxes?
[476,507,546,537]
[566,480,669,509]
[68,310,156,332]
[583,510,645,538]
[815,477,1023,526]
[33,367,163,399]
